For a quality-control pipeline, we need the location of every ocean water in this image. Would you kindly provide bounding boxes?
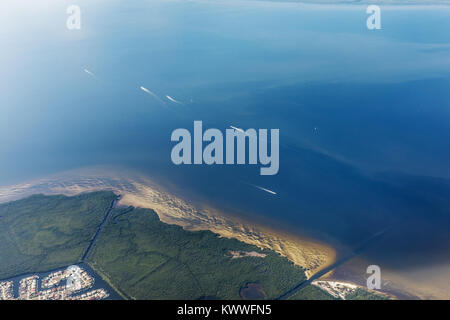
[1,0,450,288]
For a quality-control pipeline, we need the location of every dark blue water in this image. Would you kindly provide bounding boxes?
[1,1,450,272]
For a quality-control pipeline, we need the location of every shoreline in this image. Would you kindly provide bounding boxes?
[3,166,449,299]
[326,255,450,300]
[0,166,336,279]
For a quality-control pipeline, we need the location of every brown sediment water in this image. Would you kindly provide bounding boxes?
[327,255,450,300]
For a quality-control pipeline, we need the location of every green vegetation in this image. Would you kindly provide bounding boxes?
[0,191,116,279]
[345,288,390,300]
[86,207,307,300]
[287,285,336,300]
[0,191,390,300]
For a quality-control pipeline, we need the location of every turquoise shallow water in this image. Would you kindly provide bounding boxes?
[1,1,450,276]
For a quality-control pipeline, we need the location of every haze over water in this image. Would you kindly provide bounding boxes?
[1,0,450,298]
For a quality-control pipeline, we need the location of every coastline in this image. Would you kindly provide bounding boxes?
[3,166,449,299]
[326,255,450,300]
[0,166,336,279]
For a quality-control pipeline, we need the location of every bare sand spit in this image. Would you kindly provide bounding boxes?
[229,251,267,259]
